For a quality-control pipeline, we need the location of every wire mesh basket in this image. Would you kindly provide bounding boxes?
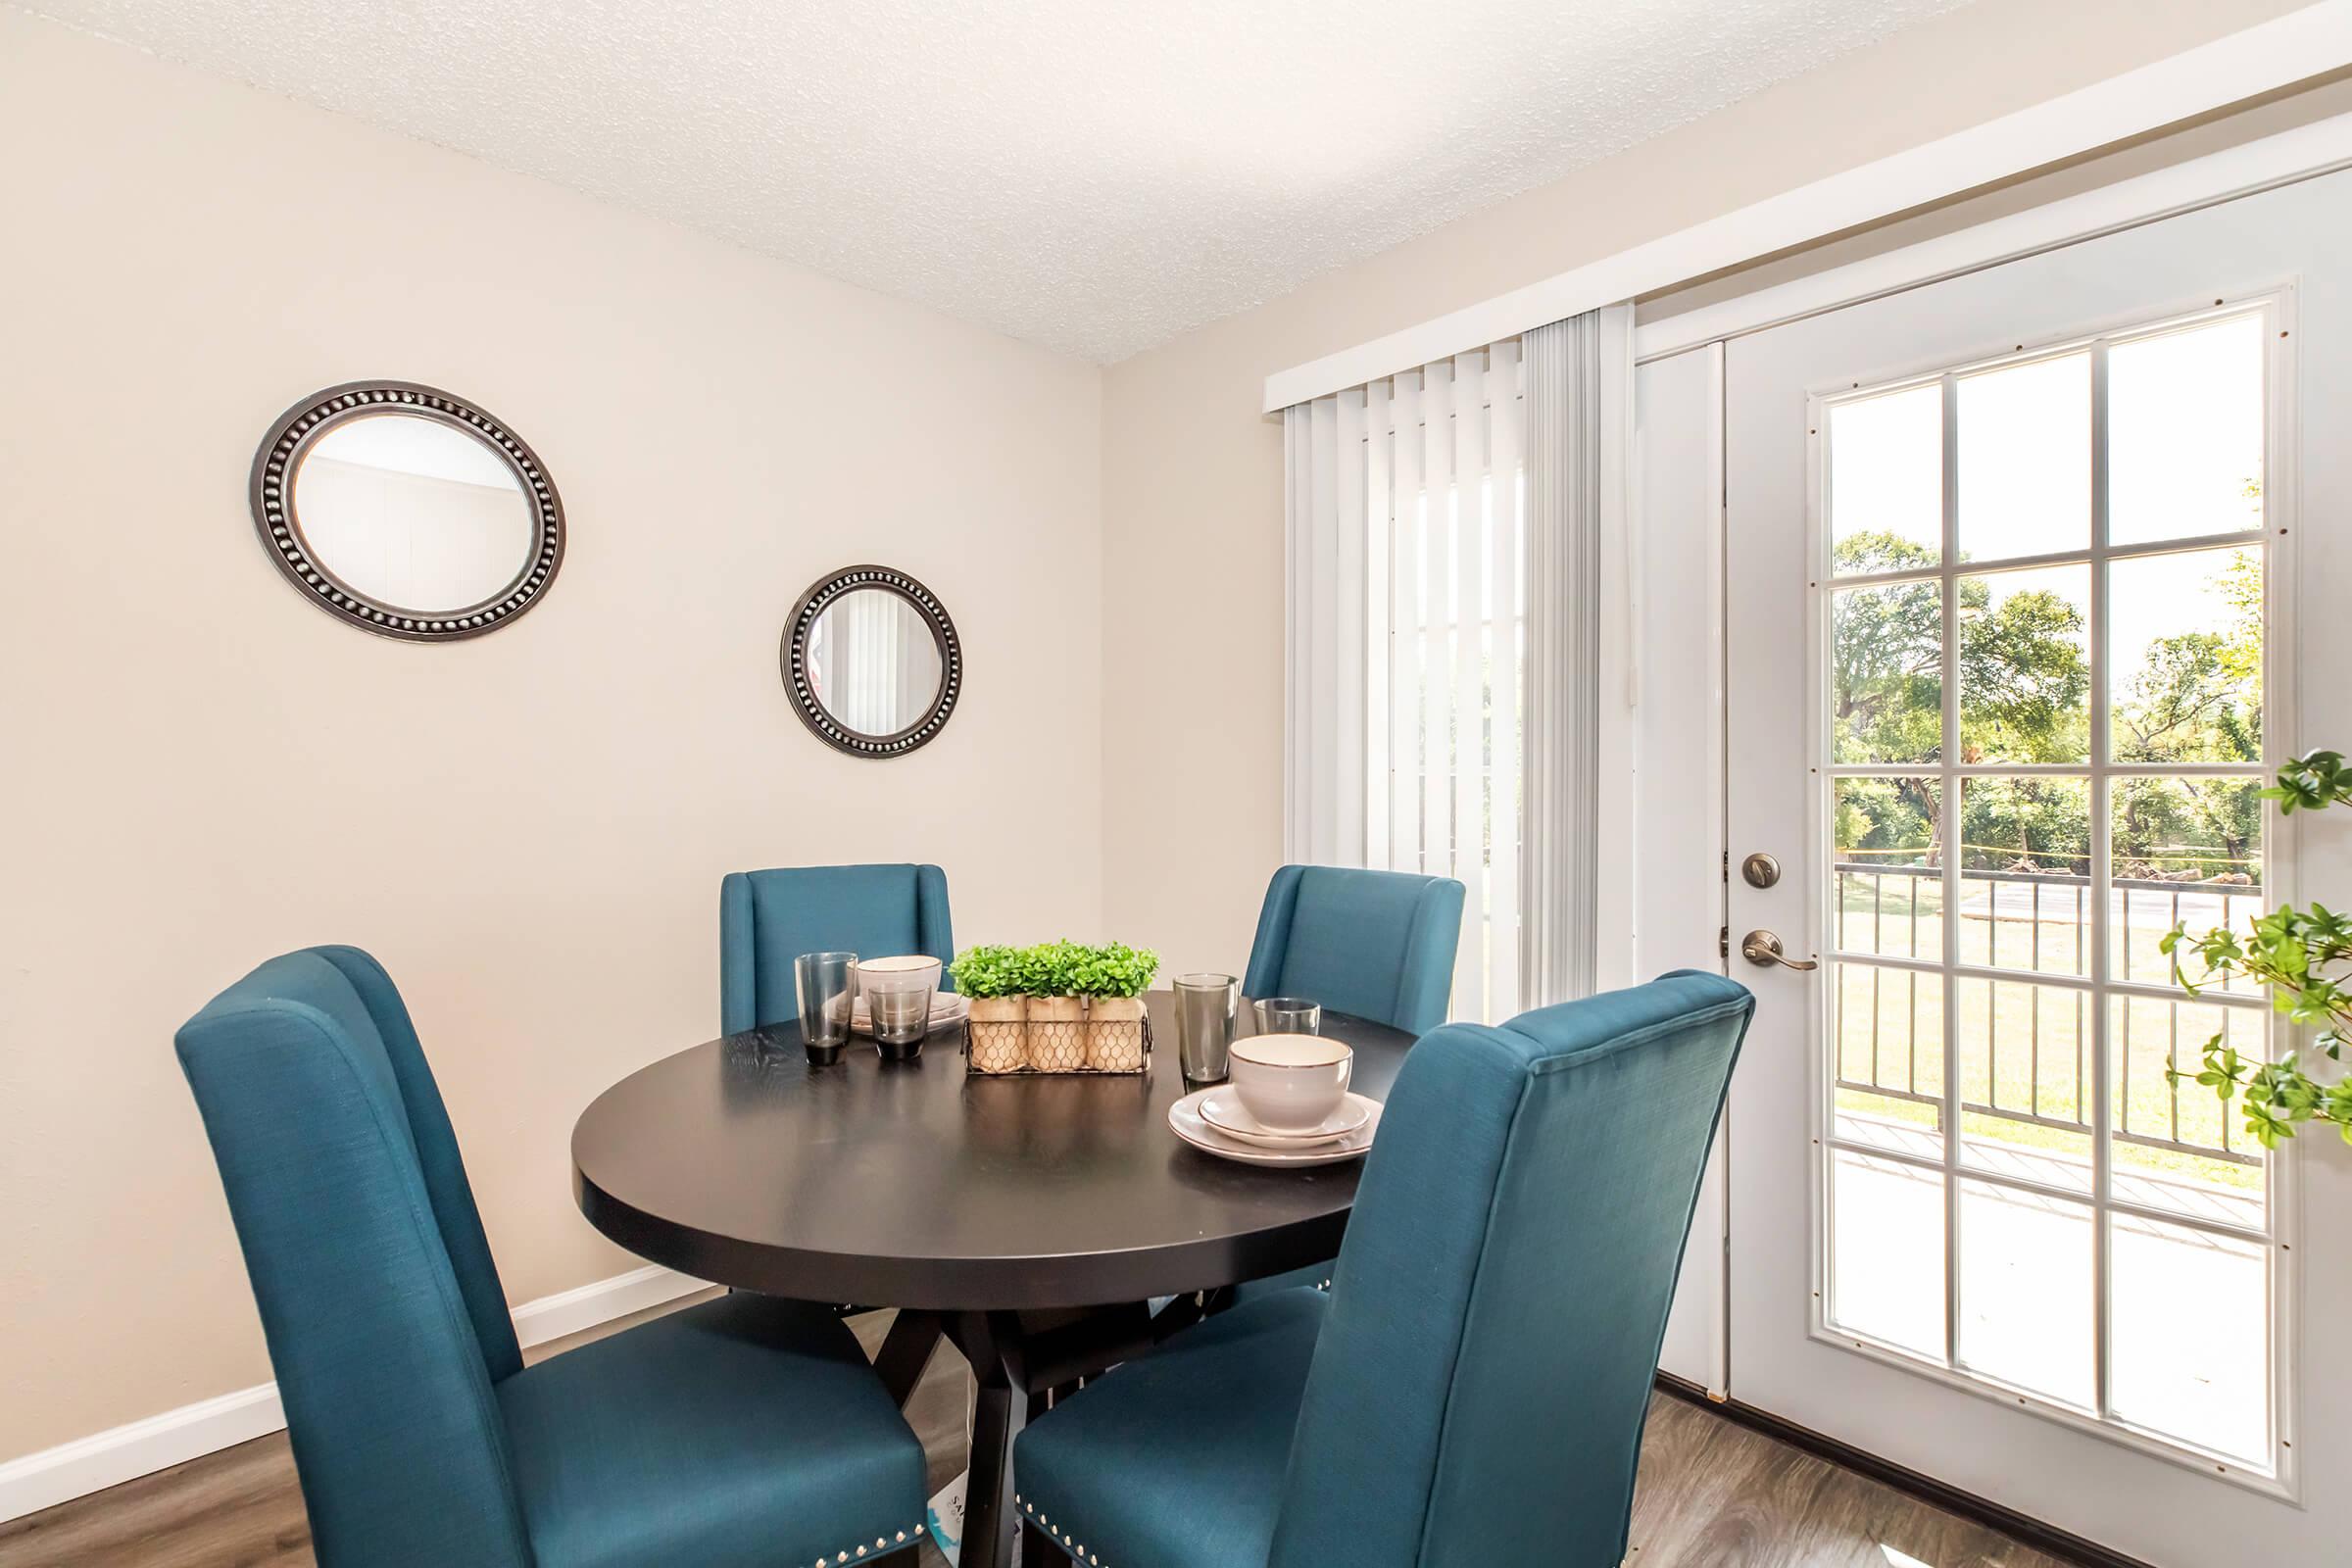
[962,998,1152,1076]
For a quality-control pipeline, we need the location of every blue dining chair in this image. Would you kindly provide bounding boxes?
[1243,865,1463,1036]
[719,863,955,1035]
[1015,970,1755,1568]
[1229,864,1464,1302]
[176,946,929,1568]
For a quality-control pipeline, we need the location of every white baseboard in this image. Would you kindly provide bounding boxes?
[0,1263,707,1526]
[0,1383,292,1530]
[510,1261,710,1348]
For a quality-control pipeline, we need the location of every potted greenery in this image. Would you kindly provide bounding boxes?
[2165,750,2352,1144]
[1072,941,1160,1070]
[951,945,1030,1074]
[1020,940,1090,1071]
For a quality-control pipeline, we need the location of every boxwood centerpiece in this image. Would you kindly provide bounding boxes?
[948,940,1162,1075]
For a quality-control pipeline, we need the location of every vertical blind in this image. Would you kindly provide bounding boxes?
[1518,309,1630,1007]
[1286,342,1526,1022]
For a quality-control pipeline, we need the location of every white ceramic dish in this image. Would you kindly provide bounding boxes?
[1226,1034,1353,1130]
[858,953,943,987]
[1198,1088,1369,1148]
[844,991,969,1034]
[1168,1089,1381,1167]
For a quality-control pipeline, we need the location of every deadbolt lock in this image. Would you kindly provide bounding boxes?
[1740,852,1783,889]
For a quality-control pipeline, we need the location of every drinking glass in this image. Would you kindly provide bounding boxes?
[1252,997,1323,1036]
[859,956,943,1062]
[1173,972,1240,1083]
[795,952,858,1065]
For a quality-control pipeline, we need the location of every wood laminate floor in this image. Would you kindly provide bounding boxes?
[0,1294,2083,1568]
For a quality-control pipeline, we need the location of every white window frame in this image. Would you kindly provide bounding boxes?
[1802,289,2301,1496]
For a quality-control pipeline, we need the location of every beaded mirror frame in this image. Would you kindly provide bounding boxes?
[249,380,565,642]
[781,565,963,758]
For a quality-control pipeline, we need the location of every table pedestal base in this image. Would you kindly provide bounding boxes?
[948,1312,1027,1568]
[876,1304,1152,1568]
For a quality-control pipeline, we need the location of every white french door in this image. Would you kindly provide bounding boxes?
[1721,168,2352,1566]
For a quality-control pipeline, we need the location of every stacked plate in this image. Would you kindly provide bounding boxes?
[1167,1086,1383,1167]
[846,991,970,1036]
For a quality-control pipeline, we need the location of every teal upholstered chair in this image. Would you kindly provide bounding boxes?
[1243,865,1463,1036]
[1017,970,1754,1568]
[176,947,928,1568]
[719,863,954,1035]
[1230,864,1464,1301]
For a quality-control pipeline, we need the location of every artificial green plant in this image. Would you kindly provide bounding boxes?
[1066,942,1161,1000]
[948,941,1162,1001]
[2164,750,2352,1146]
[947,945,1025,1000]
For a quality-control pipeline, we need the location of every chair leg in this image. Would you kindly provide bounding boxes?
[1151,1286,1233,1341]
[1025,1375,1085,1423]
[1021,1517,1067,1561]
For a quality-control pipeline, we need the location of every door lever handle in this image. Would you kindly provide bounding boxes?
[1740,930,1819,971]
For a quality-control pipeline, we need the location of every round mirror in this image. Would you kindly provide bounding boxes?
[783,567,961,757]
[293,415,532,611]
[251,383,564,640]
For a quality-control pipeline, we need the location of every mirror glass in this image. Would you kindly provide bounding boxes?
[805,588,947,737]
[290,413,534,612]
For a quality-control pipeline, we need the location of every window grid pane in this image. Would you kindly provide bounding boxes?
[1817,302,2277,1474]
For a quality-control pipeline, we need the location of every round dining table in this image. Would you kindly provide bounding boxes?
[571,991,1412,1568]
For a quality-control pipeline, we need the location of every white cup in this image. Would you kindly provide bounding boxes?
[1228,1035,1353,1131]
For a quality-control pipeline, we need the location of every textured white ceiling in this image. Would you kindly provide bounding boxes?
[24,0,1977,361]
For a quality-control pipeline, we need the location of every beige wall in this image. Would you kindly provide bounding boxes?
[0,0,2330,1478]
[1098,0,2317,979]
[0,10,1103,1456]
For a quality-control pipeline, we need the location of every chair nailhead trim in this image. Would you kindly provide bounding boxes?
[1027,1496,1112,1566]
[814,1522,924,1566]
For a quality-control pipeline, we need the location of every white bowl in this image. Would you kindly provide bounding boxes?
[1228,1034,1353,1131]
[858,955,942,992]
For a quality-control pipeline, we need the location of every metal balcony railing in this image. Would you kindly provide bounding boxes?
[1830,859,2262,1168]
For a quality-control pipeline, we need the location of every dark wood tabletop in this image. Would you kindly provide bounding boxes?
[570,991,1414,1311]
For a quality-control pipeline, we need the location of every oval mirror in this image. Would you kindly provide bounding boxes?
[251,383,564,640]
[783,567,961,757]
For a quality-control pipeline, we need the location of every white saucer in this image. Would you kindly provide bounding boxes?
[1168,1089,1381,1167]
[1198,1088,1370,1148]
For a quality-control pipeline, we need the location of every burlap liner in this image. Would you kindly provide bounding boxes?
[966,996,1029,1074]
[1025,997,1088,1071]
[1085,996,1148,1070]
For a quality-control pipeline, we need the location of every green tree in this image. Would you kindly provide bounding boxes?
[1831,532,2265,891]
[2108,548,2262,878]
[1960,778,2089,876]
[1832,531,2090,857]
[1958,580,2091,764]
[2117,632,2259,763]
[2114,548,2261,767]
